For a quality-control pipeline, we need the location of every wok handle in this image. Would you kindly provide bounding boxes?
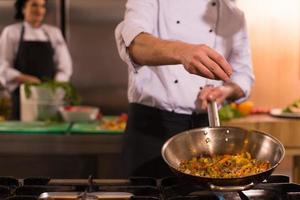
[207,101,220,127]
[209,182,254,192]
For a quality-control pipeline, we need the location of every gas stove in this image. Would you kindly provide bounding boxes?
[0,175,300,200]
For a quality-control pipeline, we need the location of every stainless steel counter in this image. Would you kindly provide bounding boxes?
[0,133,124,178]
[0,133,122,155]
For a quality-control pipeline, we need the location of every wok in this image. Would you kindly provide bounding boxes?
[161,101,285,192]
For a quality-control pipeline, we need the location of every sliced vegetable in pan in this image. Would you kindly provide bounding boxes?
[178,152,270,178]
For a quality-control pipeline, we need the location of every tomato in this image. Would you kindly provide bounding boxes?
[64,105,97,113]
[96,112,103,120]
[251,107,270,114]
[64,105,74,111]
[119,113,128,122]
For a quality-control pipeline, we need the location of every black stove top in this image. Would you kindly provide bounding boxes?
[0,175,299,200]
[160,175,300,200]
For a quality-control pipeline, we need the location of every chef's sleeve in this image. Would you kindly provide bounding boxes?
[0,27,21,91]
[228,14,255,103]
[52,28,73,82]
[115,0,158,70]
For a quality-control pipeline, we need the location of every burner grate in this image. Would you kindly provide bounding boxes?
[0,175,299,200]
[159,175,300,200]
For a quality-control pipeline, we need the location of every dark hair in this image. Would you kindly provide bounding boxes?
[14,0,47,20]
[14,0,29,20]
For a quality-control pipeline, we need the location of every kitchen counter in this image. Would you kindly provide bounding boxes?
[0,120,124,178]
[0,132,123,155]
[0,115,299,179]
[0,120,124,153]
[0,132,124,178]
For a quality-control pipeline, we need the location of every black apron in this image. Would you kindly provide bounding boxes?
[11,25,56,120]
[122,103,209,178]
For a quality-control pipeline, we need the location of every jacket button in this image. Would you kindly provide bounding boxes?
[209,29,213,33]
[174,80,178,83]
[212,2,216,6]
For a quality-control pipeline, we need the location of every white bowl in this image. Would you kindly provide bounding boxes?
[59,106,99,122]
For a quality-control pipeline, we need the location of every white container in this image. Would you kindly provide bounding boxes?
[20,84,66,122]
[59,106,99,122]
[28,86,65,101]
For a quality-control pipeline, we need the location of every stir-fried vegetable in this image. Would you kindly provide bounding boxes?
[178,152,270,178]
[99,113,128,131]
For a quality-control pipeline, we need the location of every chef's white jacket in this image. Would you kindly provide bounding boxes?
[0,22,72,91]
[115,0,255,114]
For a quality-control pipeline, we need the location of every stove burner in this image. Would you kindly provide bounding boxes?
[0,175,298,200]
[160,175,299,200]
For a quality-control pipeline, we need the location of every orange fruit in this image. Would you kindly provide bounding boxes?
[237,101,254,116]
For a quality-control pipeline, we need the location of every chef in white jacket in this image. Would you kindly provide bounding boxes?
[115,0,255,177]
[0,0,72,119]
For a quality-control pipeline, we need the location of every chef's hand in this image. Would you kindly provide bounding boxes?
[178,44,232,82]
[197,82,245,110]
[14,74,41,84]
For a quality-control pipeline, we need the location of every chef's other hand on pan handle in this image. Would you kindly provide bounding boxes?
[14,73,41,84]
[197,82,245,110]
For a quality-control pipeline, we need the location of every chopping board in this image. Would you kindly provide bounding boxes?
[70,116,124,134]
[0,121,71,134]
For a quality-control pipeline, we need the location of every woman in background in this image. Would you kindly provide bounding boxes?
[0,0,72,119]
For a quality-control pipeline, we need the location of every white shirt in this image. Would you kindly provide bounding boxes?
[115,0,254,114]
[0,22,72,91]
